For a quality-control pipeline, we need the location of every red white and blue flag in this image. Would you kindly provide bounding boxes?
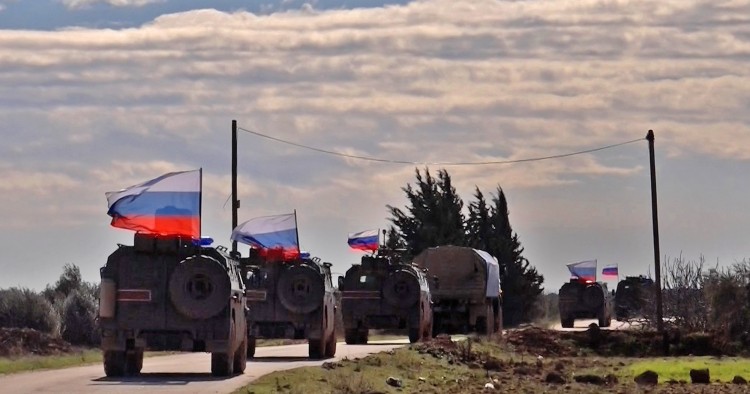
[231,212,300,261]
[347,229,379,252]
[106,169,201,238]
[602,264,618,278]
[567,259,597,282]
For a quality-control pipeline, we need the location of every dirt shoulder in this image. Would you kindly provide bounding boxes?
[241,327,750,393]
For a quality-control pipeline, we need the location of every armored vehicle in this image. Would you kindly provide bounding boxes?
[558,279,613,328]
[413,246,502,336]
[339,252,432,344]
[99,233,248,377]
[241,250,336,359]
[614,276,654,321]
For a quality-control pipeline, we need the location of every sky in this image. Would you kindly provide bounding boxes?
[1,0,749,294]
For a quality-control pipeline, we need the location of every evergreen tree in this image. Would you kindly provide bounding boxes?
[485,186,544,325]
[387,169,544,325]
[387,168,465,259]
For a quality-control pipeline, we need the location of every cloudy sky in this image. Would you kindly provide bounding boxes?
[1,0,749,294]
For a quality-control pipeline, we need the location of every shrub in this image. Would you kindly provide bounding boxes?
[60,290,99,346]
[0,287,60,335]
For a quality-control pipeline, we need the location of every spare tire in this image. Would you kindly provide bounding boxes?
[583,285,604,310]
[277,264,324,315]
[169,255,231,320]
[383,270,420,308]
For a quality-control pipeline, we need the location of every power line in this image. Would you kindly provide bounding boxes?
[238,125,645,166]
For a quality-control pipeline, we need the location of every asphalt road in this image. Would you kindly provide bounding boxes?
[0,339,409,394]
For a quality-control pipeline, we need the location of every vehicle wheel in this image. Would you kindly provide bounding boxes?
[277,265,325,315]
[247,335,257,358]
[169,255,231,320]
[382,270,420,308]
[358,329,369,344]
[561,317,574,328]
[486,306,495,336]
[422,317,432,341]
[308,339,325,359]
[598,309,608,327]
[125,349,143,375]
[475,316,487,334]
[408,327,420,343]
[211,352,234,377]
[103,350,126,377]
[233,337,248,374]
[324,328,337,358]
[344,329,358,345]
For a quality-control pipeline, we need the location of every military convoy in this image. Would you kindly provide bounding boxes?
[240,250,337,359]
[99,233,248,377]
[412,246,502,336]
[339,251,432,344]
[558,279,613,328]
[614,276,654,321]
[99,231,505,378]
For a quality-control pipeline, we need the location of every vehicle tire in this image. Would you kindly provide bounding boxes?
[485,303,495,336]
[247,335,257,358]
[169,255,231,320]
[422,314,432,340]
[344,329,358,345]
[211,352,234,377]
[561,317,574,328]
[103,350,126,377]
[358,329,369,344]
[408,327,421,343]
[233,338,248,374]
[475,316,487,334]
[599,308,612,328]
[324,328,337,358]
[277,265,325,315]
[125,349,143,376]
[308,339,325,359]
[382,270,420,308]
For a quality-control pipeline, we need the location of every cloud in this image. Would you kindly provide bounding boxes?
[59,0,163,10]
[1,0,750,289]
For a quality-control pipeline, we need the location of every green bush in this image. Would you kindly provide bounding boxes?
[60,290,99,346]
[0,287,60,335]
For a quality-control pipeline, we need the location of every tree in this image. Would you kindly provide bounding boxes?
[467,186,544,325]
[387,168,465,259]
[387,168,545,325]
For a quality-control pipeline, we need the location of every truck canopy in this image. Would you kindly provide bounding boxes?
[473,249,501,298]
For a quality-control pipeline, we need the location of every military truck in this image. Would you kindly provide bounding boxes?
[614,276,654,321]
[558,279,613,328]
[98,233,248,377]
[241,250,336,359]
[413,246,502,336]
[338,252,432,344]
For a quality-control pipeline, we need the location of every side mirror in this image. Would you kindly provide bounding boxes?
[337,276,344,290]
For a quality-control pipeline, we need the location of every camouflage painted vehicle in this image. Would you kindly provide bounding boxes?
[558,279,613,328]
[98,233,248,377]
[413,246,502,336]
[338,252,433,344]
[614,276,655,321]
[240,250,336,359]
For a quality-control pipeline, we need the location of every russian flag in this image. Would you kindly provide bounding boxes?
[231,213,300,261]
[602,264,618,278]
[567,259,597,282]
[347,229,379,252]
[105,169,201,238]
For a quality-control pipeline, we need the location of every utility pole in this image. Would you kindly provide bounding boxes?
[232,120,239,255]
[646,130,664,334]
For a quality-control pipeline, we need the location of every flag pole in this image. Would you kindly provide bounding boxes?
[199,167,203,240]
[293,209,300,256]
